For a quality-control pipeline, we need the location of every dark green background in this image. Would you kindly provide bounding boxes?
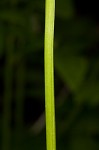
[0,0,99,150]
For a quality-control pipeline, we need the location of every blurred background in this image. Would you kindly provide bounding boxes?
[0,0,99,150]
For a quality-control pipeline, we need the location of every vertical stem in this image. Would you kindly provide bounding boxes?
[2,34,13,150]
[44,0,56,150]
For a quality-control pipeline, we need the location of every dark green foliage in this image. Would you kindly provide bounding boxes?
[0,0,99,150]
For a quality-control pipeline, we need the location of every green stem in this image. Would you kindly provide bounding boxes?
[44,0,56,150]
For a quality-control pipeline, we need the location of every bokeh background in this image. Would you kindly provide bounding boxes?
[0,0,99,150]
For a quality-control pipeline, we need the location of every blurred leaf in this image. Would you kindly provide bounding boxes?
[72,115,99,135]
[55,19,98,55]
[56,0,74,19]
[55,53,89,91]
[70,136,97,150]
[75,81,99,105]
[11,130,46,150]
[0,10,28,27]
[25,35,44,53]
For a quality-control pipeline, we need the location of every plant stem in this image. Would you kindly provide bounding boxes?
[44,0,56,150]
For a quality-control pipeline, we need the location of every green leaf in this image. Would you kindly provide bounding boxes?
[75,81,99,105]
[12,130,46,150]
[72,115,99,134]
[70,136,97,150]
[56,0,74,19]
[0,10,28,27]
[55,19,98,55]
[55,53,89,91]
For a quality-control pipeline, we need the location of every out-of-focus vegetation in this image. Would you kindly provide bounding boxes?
[0,0,99,150]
